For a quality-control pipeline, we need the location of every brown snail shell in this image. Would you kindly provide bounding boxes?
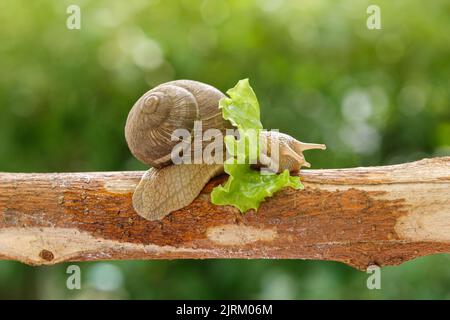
[125,80,231,168]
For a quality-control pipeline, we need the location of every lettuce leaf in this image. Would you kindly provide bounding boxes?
[211,165,303,212]
[219,79,263,131]
[211,79,303,212]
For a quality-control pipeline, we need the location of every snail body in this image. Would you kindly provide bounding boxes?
[126,80,325,221]
[132,164,224,221]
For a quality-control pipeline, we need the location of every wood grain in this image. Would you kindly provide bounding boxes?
[0,157,449,270]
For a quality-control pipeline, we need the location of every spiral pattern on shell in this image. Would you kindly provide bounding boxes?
[125,80,231,168]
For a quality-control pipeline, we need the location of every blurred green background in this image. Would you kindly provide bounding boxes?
[0,0,449,299]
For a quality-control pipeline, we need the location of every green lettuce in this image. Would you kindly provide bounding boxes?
[211,79,303,213]
[219,79,263,131]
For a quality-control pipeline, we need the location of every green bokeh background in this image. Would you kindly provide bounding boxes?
[0,0,449,299]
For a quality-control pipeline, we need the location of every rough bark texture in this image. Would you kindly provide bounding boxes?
[0,157,449,270]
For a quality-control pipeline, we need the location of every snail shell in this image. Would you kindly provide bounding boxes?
[125,80,231,168]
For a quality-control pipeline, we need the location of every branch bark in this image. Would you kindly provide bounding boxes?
[0,157,449,270]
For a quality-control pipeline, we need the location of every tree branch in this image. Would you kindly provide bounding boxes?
[0,157,449,270]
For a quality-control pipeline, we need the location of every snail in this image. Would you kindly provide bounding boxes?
[125,80,326,221]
